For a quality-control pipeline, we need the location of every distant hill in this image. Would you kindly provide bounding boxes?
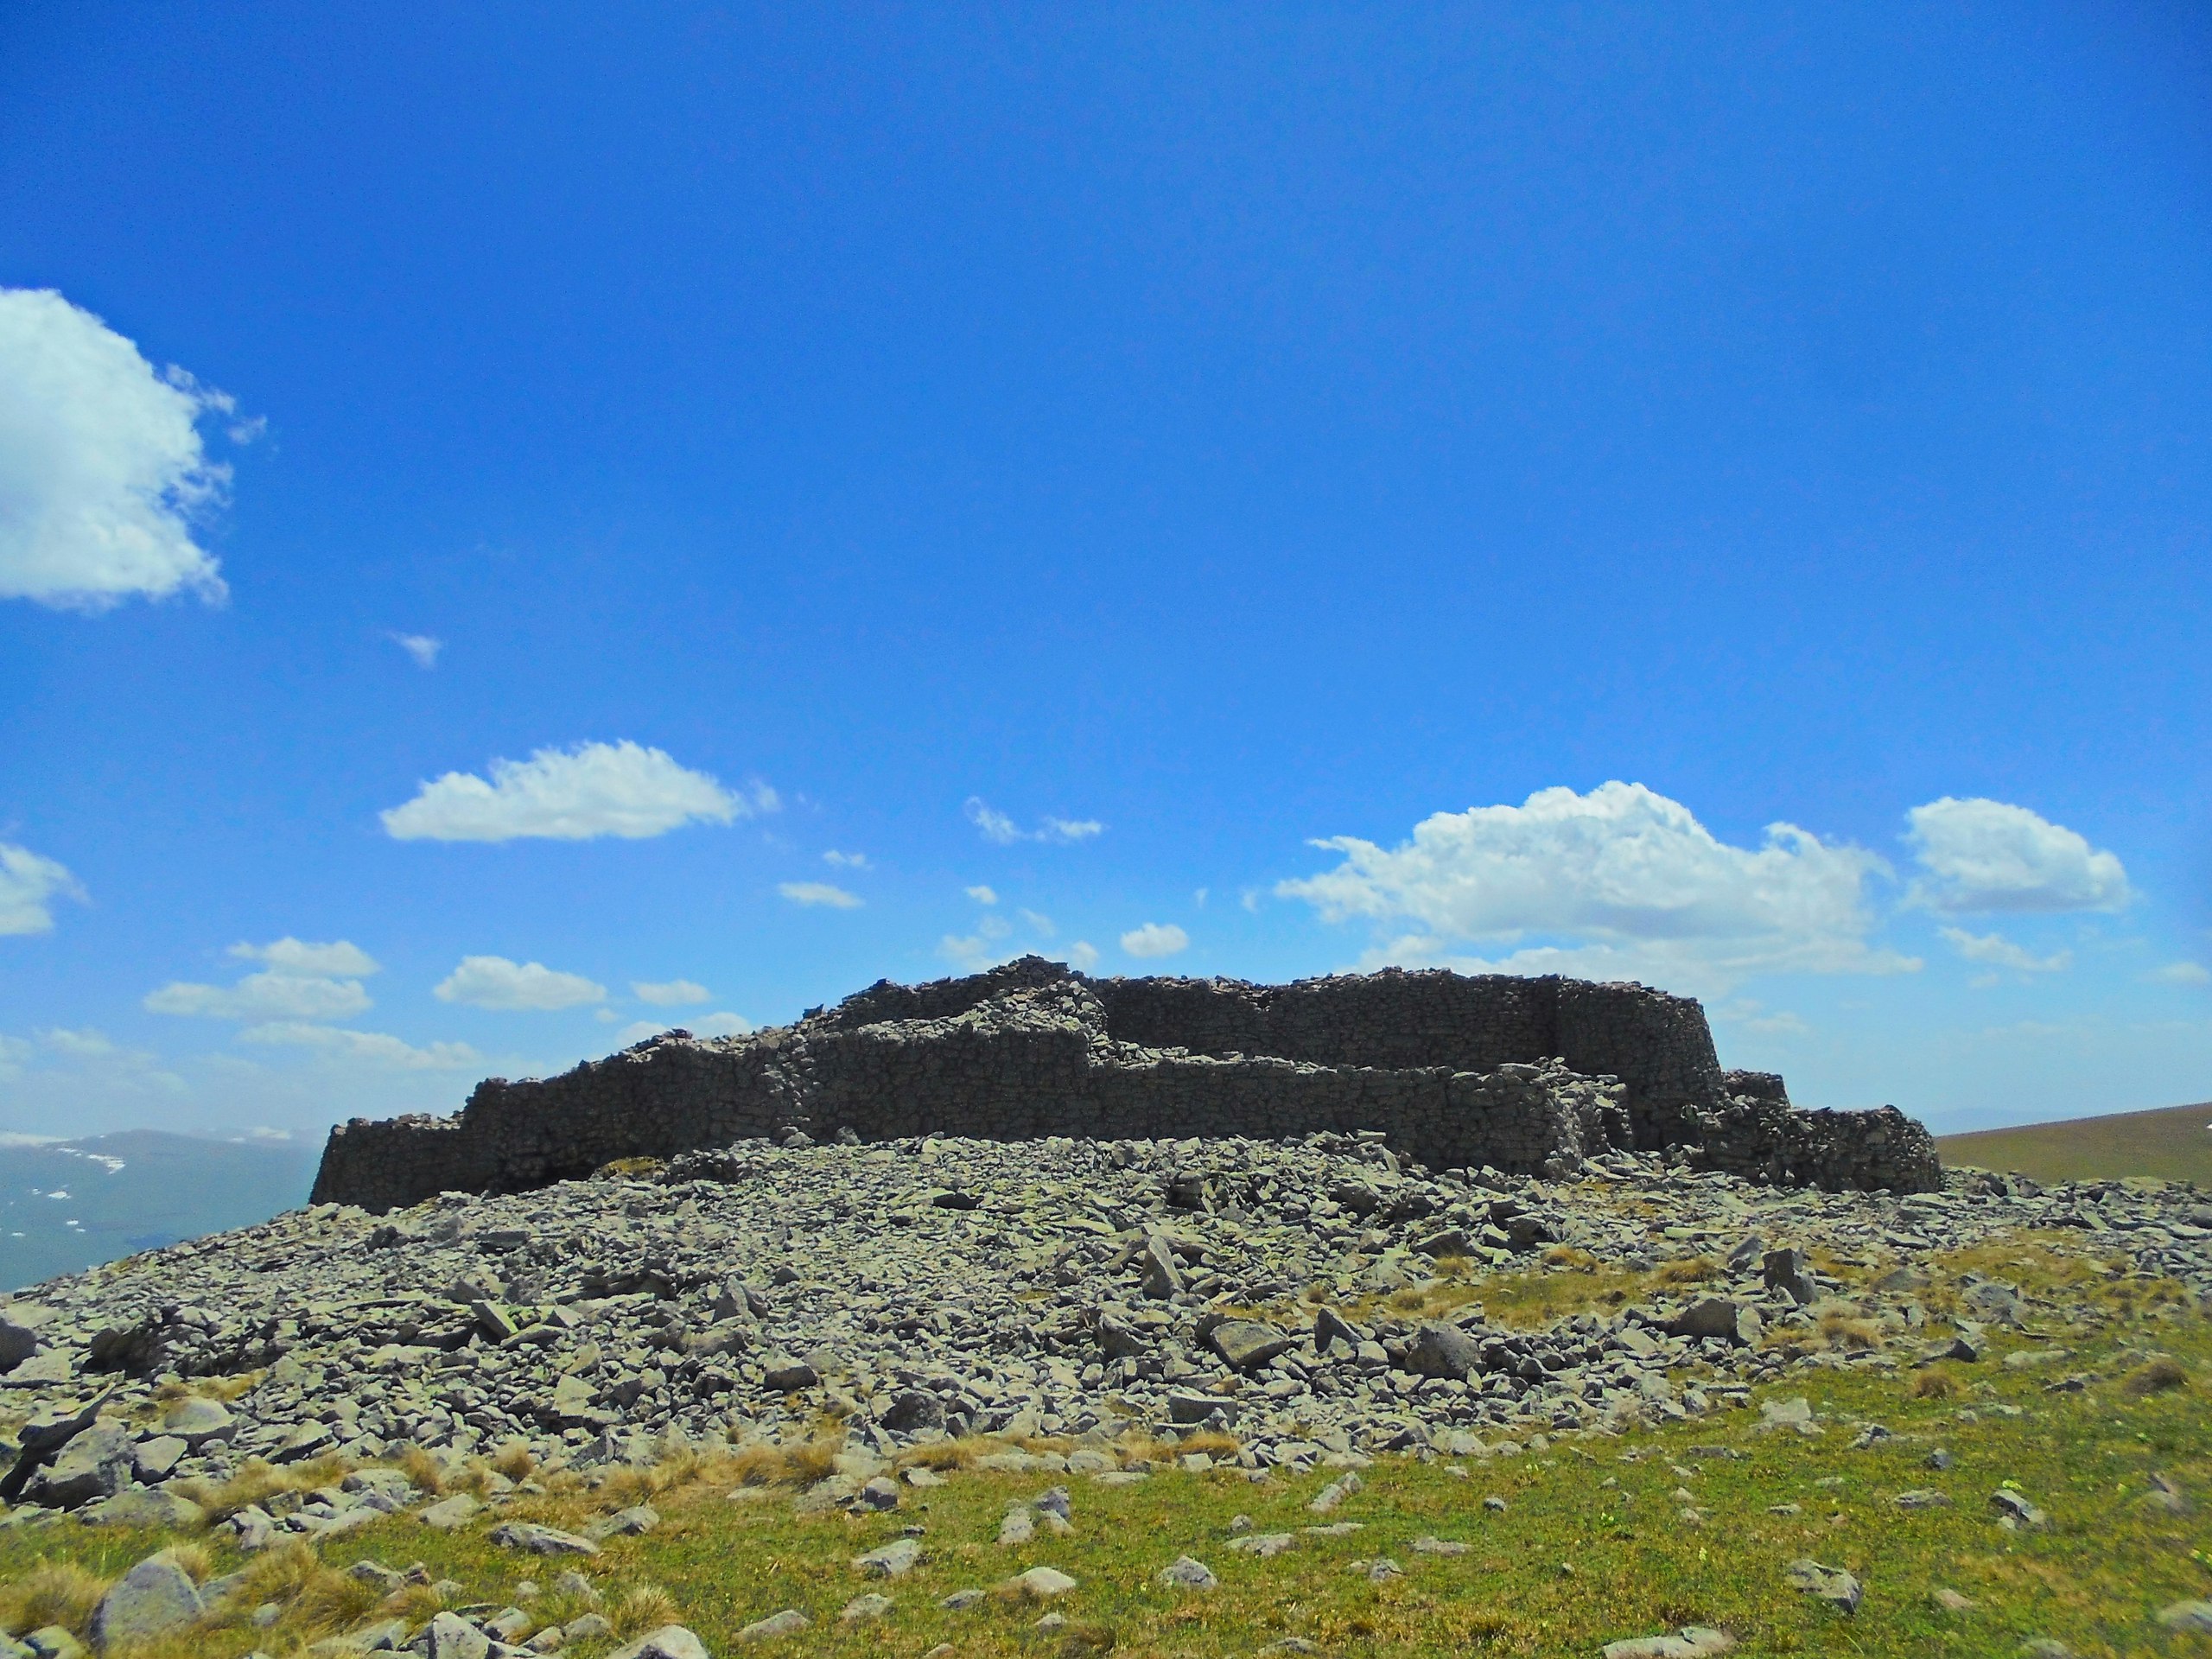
[1936,1099,2212,1186]
[0,1130,319,1292]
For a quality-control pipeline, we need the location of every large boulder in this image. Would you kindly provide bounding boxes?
[89,1554,202,1649]
[1402,1321,1483,1381]
[1206,1320,1294,1371]
[29,1421,136,1510]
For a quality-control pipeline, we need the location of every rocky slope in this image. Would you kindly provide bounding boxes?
[0,1132,2200,1549]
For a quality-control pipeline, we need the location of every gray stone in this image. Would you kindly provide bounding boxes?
[1602,1630,1734,1659]
[422,1611,492,1659]
[488,1522,600,1556]
[130,1435,188,1483]
[840,1592,893,1622]
[1402,1321,1482,1380]
[1207,1321,1293,1371]
[1764,1249,1816,1306]
[1160,1555,1217,1589]
[608,1629,711,1659]
[854,1536,923,1578]
[81,1487,207,1529]
[1007,1567,1077,1599]
[583,1505,659,1541]
[1669,1299,1762,1346]
[421,1494,483,1530]
[29,1421,134,1509]
[1784,1559,1862,1613]
[89,1554,203,1649]
[735,1610,808,1643]
[760,1354,817,1391]
[2158,1602,2212,1633]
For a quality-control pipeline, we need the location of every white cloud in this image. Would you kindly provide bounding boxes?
[1066,941,1100,971]
[1905,798,2130,913]
[940,931,1016,971]
[38,1027,118,1059]
[146,971,373,1020]
[1193,887,1209,907]
[434,956,606,1011]
[1018,908,1055,937]
[963,798,1104,846]
[2148,961,2210,985]
[381,741,770,842]
[238,1023,480,1070]
[1280,782,1915,995]
[1938,926,2070,974]
[228,938,380,977]
[614,1011,753,1046]
[823,850,869,869]
[390,632,442,669]
[1121,922,1190,959]
[966,885,999,906]
[779,882,861,909]
[632,978,709,1007]
[0,842,87,936]
[0,289,238,610]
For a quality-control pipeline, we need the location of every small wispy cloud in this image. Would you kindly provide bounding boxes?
[779,881,862,910]
[632,978,710,1006]
[1938,926,2070,975]
[390,632,442,670]
[966,885,999,906]
[2146,960,2209,985]
[963,798,1104,846]
[1120,922,1189,959]
[823,850,869,869]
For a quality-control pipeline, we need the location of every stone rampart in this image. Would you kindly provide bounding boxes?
[311,959,1940,1211]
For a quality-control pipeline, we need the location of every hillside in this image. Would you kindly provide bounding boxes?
[1936,1100,2212,1187]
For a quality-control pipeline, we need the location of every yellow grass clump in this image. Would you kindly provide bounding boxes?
[0,1559,109,1638]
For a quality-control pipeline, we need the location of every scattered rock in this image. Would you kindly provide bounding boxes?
[735,1610,809,1643]
[1783,1559,1862,1614]
[609,1627,712,1659]
[1602,1629,1735,1659]
[488,1522,601,1556]
[1160,1555,1217,1589]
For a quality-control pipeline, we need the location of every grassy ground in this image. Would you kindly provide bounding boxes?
[1937,1101,2212,1185]
[3,1235,2209,1657]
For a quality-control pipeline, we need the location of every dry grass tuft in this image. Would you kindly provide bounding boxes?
[489,1440,538,1482]
[615,1583,682,1637]
[398,1446,451,1496]
[1912,1369,1961,1400]
[1056,1622,1119,1656]
[2123,1356,2189,1397]
[0,1559,111,1637]
[725,1435,841,1490]
[1656,1255,1721,1287]
[595,1156,666,1179]
[1816,1306,1887,1351]
[171,1457,295,1522]
[897,1434,999,1472]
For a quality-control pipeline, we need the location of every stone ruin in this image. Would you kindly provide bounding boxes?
[311,958,1940,1211]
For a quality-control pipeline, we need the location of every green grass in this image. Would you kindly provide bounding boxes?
[1937,1100,2212,1185]
[6,1239,2210,1656]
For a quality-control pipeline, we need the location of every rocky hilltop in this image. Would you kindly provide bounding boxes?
[311,961,1940,1211]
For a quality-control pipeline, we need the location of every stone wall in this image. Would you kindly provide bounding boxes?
[311,959,1940,1211]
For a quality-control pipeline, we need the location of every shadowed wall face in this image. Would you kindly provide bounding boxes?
[311,962,1937,1211]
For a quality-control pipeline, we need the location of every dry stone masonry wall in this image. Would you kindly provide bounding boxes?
[312,959,1939,1211]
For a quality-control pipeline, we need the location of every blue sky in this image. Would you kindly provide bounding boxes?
[2,3,2207,1143]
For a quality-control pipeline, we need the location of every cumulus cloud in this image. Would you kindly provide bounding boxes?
[381,741,771,842]
[0,289,238,609]
[1066,941,1100,970]
[228,938,379,977]
[779,882,861,909]
[1939,926,2070,974]
[963,798,1104,846]
[632,978,709,1007]
[146,972,373,1021]
[2148,961,2210,985]
[390,632,442,669]
[238,1023,480,1070]
[966,885,999,906]
[434,956,605,1011]
[1018,909,1055,937]
[1905,798,2130,913]
[0,843,87,936]
[146,938,379,1020]
[1121,922,1189,959]
[940,932,1014,971]
[823,850,869,869]
[1280,782,1915,995]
